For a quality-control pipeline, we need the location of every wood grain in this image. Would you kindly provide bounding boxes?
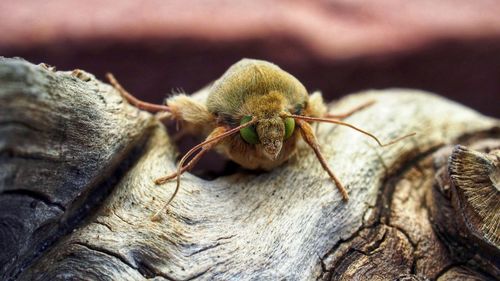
[0,57,498,280]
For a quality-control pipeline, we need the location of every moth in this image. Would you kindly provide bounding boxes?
[107,59,414,220]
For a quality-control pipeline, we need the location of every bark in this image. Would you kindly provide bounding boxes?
[0,57,498,281]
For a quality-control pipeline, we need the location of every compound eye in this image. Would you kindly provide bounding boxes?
[284,117,295,140]
[240,116,259,144]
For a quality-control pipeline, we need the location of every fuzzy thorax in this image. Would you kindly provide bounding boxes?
[241,91,286,118]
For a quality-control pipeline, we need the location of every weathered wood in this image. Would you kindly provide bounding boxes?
[0,58,155,280]
[0,57,498,280]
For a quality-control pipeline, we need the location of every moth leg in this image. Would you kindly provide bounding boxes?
[154,151,203,183]
[151,126,229,221]
[155,126,227,184]
[165,94,215,134]
[107,73,215,133]
[325,100,375,119]
[296,119,349,201]
[106,73,171,112]
[156,128,226,184]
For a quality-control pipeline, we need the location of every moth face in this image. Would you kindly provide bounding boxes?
[256,118,284,159]
[239,116,296,160]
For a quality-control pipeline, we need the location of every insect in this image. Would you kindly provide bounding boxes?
[107,59,414,220]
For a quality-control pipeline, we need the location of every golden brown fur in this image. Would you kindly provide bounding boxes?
[107,58,413,215]
[206,59,308,119]
[167,59,308,168]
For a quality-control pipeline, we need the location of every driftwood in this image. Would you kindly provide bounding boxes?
[0,57,499,280]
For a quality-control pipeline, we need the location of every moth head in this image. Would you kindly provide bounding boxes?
[240,115,295,160]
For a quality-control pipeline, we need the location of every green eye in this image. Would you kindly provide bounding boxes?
[284,117,295,139]
[240,116,259,144]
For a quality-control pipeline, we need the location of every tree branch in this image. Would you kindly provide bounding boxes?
[0,57,498,280]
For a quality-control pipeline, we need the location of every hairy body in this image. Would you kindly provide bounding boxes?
[107,58,413,220]
[167,60,325,170]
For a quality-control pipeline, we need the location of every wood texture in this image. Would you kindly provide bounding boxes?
[0,57,498,280]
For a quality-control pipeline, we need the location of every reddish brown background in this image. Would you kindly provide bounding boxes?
[1,0,499,117]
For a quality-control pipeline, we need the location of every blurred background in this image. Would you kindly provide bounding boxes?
[1,0,499,118]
